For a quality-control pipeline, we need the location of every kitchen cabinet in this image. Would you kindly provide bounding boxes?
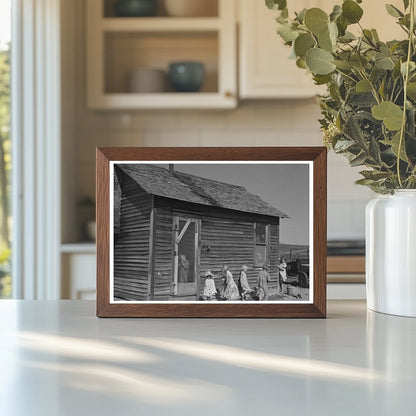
[238,0,404,99]
[61,244,96,300]
[239,0,325,99]
[86,0,237,109]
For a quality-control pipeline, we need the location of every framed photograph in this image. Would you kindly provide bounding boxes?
[96,147,327,318]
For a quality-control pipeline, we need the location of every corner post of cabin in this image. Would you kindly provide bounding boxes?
[148,195,156,300]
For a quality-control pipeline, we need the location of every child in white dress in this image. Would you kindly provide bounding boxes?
[203,271,217,300]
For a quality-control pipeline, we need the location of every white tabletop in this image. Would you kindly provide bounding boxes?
[0,300,415,416]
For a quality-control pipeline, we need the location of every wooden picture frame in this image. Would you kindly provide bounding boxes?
[96,147,327,318]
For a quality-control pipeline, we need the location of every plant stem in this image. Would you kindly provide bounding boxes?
[334,68,358,84]
[397,0,415,188]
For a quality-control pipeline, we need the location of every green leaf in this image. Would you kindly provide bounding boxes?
[344,114,367,147]
[296,57,308,69]
[333,60,353,70]
[360,170,391,181]
[277,23,298,43]
[369,136,382,163]
[306,48,335,75]
[372,101,404,131]
[350,151,368,167]
[334,139,355,152]
[382,132,409,162]
[304,8,329,35]
[355,178,377,186]
[296,8,307,23]
[294,33,316,58]
[375,55,395,70]
[339,31,356,43]
[363,29,376,46]
[328,21,338,44]
[407,82,416,99]
[356,79,372,92]
[385,4,404,18]
[336,15,348,36]
[350,54,368,70]
[313,74,332,85]
[403,0,410,10]
[401,61,416,76]
[318,27,334,52]
[342,0,364,24]
[266,0,287,11]
[330,5,342,22]
[371,29,380,42]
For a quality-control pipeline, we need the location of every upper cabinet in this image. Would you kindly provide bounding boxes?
[238,0,404,100]
[86,0,406,109]
[86,0,237,110]
[239,0,325,99]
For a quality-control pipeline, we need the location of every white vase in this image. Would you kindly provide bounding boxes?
[366,190,416,317]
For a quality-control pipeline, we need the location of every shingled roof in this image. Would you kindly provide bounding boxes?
[117,164,289,219]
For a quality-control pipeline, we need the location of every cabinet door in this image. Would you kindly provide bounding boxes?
[239,0,326,99]
[62,253,96,300]
[358,0,404,41]
[239,0,405,100]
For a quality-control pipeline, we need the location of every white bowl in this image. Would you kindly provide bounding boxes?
[164,0,218,17]
[128,68,167,93]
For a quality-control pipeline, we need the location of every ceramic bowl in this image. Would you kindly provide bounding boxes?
[128,68,167,93]
[168,62,205,92]
[164,0,218,17]
[114,0,158,17]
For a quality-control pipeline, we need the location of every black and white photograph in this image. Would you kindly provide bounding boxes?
[110,162,312,303]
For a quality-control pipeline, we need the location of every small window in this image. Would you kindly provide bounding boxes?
[254,223,269,267]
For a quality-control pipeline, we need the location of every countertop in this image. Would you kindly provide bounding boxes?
[0,300,415,416]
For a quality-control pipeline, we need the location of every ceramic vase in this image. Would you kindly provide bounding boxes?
[366,190,416,317]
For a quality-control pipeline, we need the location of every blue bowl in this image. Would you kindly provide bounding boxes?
[114,0,157,17]
[168,62,205,93]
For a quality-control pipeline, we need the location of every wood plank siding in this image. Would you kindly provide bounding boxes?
[152,207,174,301]
[199,218,279,296]
[114,171,152,300]
[151,198,280,300]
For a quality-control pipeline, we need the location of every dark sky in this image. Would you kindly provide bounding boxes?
[157,163,310,245]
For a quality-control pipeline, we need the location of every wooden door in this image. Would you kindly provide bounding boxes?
[173,216,201,297]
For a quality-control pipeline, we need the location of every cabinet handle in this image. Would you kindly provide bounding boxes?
[225,91,234,99]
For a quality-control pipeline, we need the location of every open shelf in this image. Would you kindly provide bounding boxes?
[104,31,218,94]
[61,243,96,254]
[91,92,234,109]
[103,0,219,18]
[101,17,221,32]
[87,0,236,109]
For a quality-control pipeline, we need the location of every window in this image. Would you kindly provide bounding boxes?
[254,223,269,267]
[0,0,11,298]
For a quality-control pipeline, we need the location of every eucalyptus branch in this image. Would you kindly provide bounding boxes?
[397,0,415,188]
[359,69,381,104]
[334,68,358,84]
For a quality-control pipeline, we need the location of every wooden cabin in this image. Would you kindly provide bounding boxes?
[113,164,289,301]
